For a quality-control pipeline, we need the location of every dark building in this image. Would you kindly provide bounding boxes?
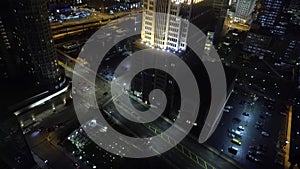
[243,32,273,59]
[258,0,289,36]
[288,0,300,25]
[0,112,37,169]
[0,0,64,88]
[0,0,68,168]
[258,0,283,28]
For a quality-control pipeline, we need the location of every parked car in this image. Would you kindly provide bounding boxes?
[280,112,287,116]
[224,109,230,113]
[260,115,267,119]
[228,128,235,133]
[255,124,262,130]
[247,154,261,162]
[225,106,233,110]
[237,125,245,131]
[228,146,238,155]
[242,112,249,116]
[261,131,270,137]
[231,138,242,146]
[274,158,283,166]
[228,133,236,138]
[256,121,263,125]
[265,112,272,117]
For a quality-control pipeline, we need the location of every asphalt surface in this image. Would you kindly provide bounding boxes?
[207,82,290,169]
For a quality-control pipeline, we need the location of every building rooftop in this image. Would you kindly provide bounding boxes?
[0,80,49,116]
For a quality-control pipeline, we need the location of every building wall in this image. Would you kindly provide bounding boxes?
[258,0,283,28]
[0,114,36,169]
[141,0,192,51]
[234,0,256,22]
[0,0,64,88]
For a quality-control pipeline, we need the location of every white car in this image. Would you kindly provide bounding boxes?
[224,109,230,113]
[261,131,270,137]
[225,106,233,110]
[235,130,243,137]
[237,126,245,131]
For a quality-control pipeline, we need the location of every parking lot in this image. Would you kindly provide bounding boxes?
[208,81,290,169]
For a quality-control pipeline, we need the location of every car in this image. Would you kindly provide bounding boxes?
[237,125,245,131]
[55,122,64,128]
[280,112,287,116]
[225,106,233,110]
[261,131,270,137]
[257,144,268,151]
[248,150,256,156]
[103,92,109,96]
[256,121,263,125]
[255,124,262,130]
[242,112,249,116]
[228,133,236,138]
[47,127,55,132]
[256,151,264,156]
[260,115,266,119]
[37,127,45,132]
[265,112,272,116]
[228,128,235,133]
[246,154,255,162]
[274,158,283,166]
[228,146,238,155]
[73,161,81,169]
[246,154,261,163]
[234,130,243,137]
[224,109,230,113]
[267,105,274,110]
[231,138,242,145]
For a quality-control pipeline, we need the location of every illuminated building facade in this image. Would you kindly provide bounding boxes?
[258,0,283,28]
[234,0,256,23]
[141,0,205,52]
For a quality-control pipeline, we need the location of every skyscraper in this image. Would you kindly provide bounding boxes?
[258,0,283,28]
[141,0,193,52]
[0,0,64,88]
[288,0,300,26]
[234,0,256,23]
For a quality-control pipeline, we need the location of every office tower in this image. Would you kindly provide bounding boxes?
[288,0,300,25]
[211,0,229,18]
[243,33,272,59]
[0,113,36,169]
[258,0,283,28]
[0,0,64,88]
[141,0,193,52]
[234,0,256,23]
[0,16,19,80]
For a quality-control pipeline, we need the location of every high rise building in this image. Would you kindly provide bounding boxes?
[288,0,300,26]
[234,0,256,23]
[0,112,36,169]
[211,0,229,18]
[258,0,283,28]
[0,0,64,88]
[141,0,194,52]
[48,0,85,7]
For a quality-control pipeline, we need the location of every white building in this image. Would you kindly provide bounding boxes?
[234,0,256,23]
[141,0,195,52]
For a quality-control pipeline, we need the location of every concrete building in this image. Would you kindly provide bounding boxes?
[288,0,300,26]
[0,0,65,88]
[234,0,256,23]
[258,0,283,28]
[141,0,196,52]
